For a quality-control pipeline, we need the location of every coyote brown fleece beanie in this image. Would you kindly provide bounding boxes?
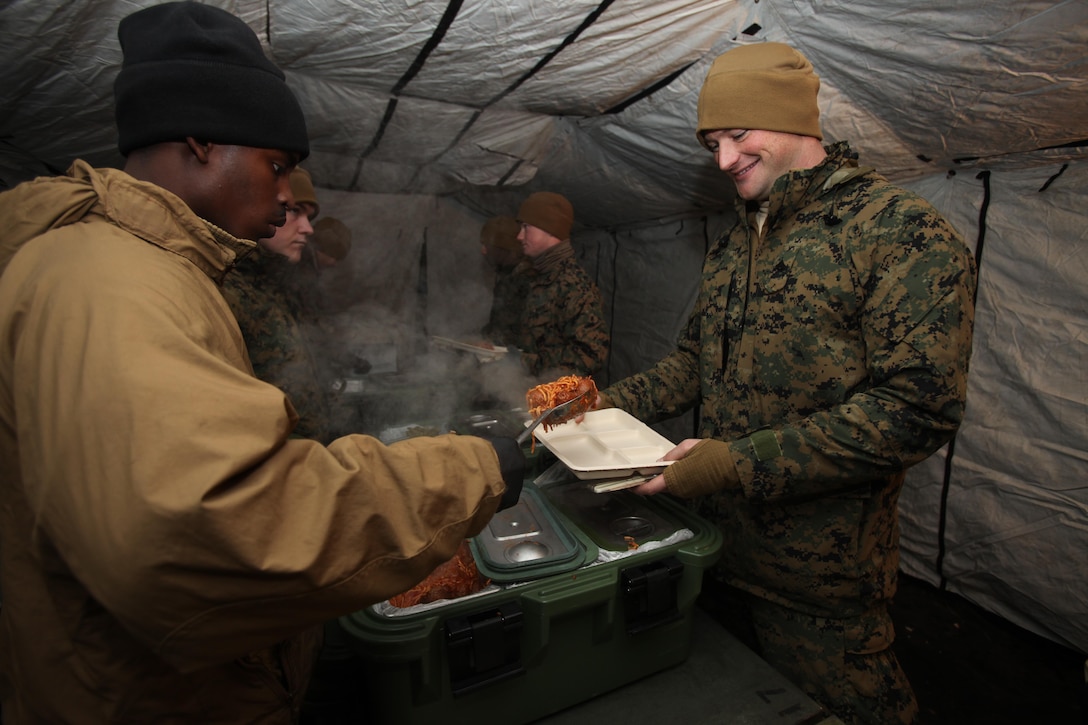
[312,217,352,260]
[696,42,822,148]
[289,167,319,218]
[517,192,574,241]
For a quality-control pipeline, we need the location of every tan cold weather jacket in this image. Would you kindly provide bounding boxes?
[0,161,506,723]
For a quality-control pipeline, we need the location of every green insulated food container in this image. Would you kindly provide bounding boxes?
[337,481,723,725]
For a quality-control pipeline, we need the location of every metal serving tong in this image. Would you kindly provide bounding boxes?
[516,389,595,445]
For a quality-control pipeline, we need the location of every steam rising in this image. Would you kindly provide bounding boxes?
[292,195,546,441]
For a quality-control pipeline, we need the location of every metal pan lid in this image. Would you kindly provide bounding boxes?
[470,483,597,582]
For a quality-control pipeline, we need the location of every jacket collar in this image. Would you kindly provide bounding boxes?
[72,160,256,284]
[527,239,575,276]
[738,140,860,222]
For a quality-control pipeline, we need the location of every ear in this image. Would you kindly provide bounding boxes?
[184,137,213,164]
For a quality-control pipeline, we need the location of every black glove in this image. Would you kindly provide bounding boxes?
[482,436,525,511]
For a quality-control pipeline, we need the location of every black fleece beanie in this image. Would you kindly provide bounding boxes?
[113,1,309,158]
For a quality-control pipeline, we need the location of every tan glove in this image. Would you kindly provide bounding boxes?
[663,438,739,498]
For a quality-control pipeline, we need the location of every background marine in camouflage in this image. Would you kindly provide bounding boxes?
[222,167,331,443]
[597,43,976,725]
[223,248,331,443]
[514,191,609,379]
[479,215,529,348]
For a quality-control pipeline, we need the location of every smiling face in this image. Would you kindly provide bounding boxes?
[259,200,316,263]
[702,128,826,202]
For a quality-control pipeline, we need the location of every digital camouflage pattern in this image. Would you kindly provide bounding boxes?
[601,141,975,723]
[482,264,530,347]
[749,596,919,724]
[287,246,329,325]
[221,248,332,443]
[517,240,609,378]
[603,141,976,611]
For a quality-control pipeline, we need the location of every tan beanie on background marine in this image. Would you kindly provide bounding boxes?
[480,216,521,251]
[289,167,320,218]
[696,42,822,149]
[311,217,352,261]
[517,192,574,241]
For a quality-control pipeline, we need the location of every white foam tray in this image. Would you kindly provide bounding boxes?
[531,408,676,480]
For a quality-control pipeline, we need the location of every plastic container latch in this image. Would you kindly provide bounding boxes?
[444,601,525,696]
[620,555,684,634]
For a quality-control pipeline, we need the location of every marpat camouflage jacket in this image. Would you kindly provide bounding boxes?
[517,241,609,378]
[221,248,331,443]
[602,142,977,615]
[482,263,530,347]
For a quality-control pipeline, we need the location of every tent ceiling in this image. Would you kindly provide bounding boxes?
[1,0,1086,228]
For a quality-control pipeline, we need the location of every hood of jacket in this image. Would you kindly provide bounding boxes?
[0,159,254,284]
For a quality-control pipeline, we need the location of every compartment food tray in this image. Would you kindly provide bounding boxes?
[530,408,676,480]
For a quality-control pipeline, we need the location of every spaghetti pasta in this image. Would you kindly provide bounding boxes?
[388,540,489,607]
[526,375,597,433]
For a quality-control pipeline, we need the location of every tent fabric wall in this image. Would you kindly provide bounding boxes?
[0,0,1085,656]
[898,163,1088,653]
[580,213,737,444]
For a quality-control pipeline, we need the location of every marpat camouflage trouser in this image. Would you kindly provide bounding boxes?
[748,596,919,725]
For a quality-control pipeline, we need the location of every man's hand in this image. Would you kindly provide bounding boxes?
[632,438,704,496]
